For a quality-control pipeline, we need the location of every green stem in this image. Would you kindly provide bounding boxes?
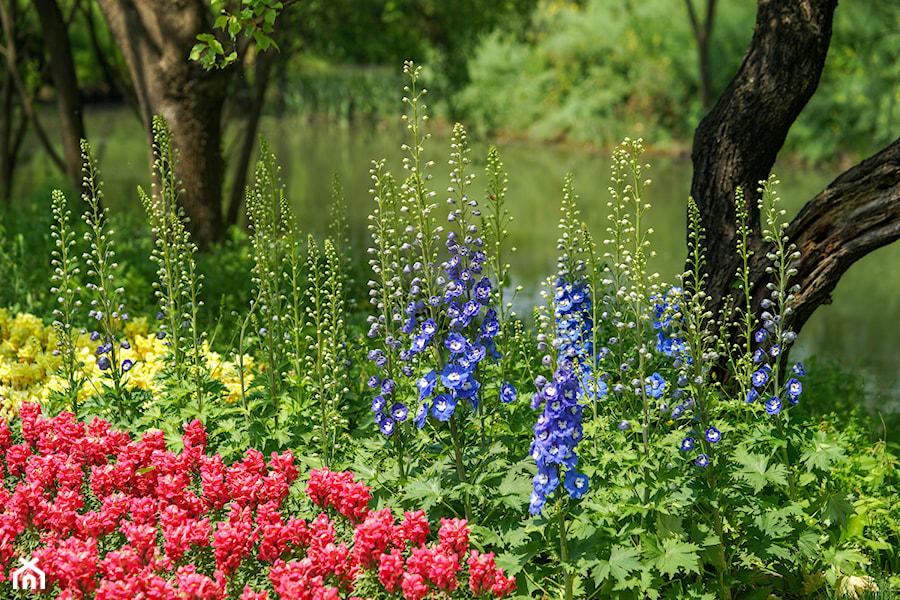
[712,500,731,600]
[448,415,472,522]
[559,502,573,600]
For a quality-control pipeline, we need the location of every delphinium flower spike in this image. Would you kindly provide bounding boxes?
[48,189,85,415]
[745,176,806,415]
[79,140,132,413]
[140,115,206,409]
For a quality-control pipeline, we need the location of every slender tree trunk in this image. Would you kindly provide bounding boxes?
[685,0,717,109]
[691,0,900,364]
[96,0,231,249]
[0,0,66,174]
[0,41,12,202]
[34,0,86,194]
[226,48,276,228]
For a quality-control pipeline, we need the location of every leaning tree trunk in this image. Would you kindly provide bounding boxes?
[96,0,231,250]
[690,0,900,360]
[34,0,86,195]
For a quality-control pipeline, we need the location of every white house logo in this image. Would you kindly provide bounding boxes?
[12,556,45,590]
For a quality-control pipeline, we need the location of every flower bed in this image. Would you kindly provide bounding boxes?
[0,403,514,599]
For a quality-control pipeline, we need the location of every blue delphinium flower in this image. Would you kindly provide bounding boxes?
[751,368,769,388]
[704,426,721,444]
[793,362,806,377]
[564,470,589,499]
[416,370,437,400]
[695,453,710,468]
[500,382,516,404]
[529,360,589,515]
[745,388,759,404]
[787,378,802,404]
[391,402,409,422]
[431,394,457,421]
[618,420,631,431]
[765,396,782,415]
[680,437,696,452]
[413,402,429,428]
[651,287,690,362]
[645,372,667,399]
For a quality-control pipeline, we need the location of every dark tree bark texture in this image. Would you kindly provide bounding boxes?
[692,0,900,367]
[96,0,231,250]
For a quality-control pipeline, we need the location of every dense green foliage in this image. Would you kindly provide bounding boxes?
[2,64,900,599]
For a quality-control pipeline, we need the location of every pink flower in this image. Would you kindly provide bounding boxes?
[161,504,212,563]
[468,549,515,597]
[182,419,207,452]
[240,586,271,600]
[437,517,469,557]
[378,549,404,593]
[400,572,429,600]
[32,535,100,597]
[428,551,460,591]
[398,510,429,548]
[172,564,226,600]
[99,546,143,580]
[212,503,253,575]
[351,508,395,568]
[6,443,32,476]
[491,572,517,597]
[306,468,371,522]
[200,454,230,510]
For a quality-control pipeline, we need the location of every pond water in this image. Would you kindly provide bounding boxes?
[64,108,900,412]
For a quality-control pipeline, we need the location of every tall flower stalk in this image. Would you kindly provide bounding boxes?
[364,63,513,521]
[247,137,287,420]
[79,140,131,413]
[141,116,206,410]
[48,189,84,415]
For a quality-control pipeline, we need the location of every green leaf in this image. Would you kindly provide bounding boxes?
[821,491,856,528]
[801,430,847,472]
[645,537,700,578]
[401,478,442,512]
[189,43,206,62]
[656,512,685,538]
[607,544,642,582]
[733,446,788,493]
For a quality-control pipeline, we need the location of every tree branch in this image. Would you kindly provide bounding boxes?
[0,0,66,173]
[785,137,900,334]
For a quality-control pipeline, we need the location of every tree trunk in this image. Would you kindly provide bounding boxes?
[685,0,717,109]
[226,48,276,228]
[96,0,231,250]
[691,0,836,330]
[34,0,86,194]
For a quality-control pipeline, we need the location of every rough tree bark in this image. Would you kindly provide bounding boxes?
[96,0,232,249]
[692,0,900,356]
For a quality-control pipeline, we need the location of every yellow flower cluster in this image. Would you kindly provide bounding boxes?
[0,309,253,418]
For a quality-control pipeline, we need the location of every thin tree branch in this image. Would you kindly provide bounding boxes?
[0,0,66,173]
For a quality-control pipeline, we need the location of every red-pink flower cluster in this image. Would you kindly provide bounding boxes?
[306,468,371,523]
[0,402,516,599]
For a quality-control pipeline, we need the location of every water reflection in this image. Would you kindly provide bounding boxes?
[80,109,900,410]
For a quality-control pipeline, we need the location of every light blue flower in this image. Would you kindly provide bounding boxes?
[645,372,667,399]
